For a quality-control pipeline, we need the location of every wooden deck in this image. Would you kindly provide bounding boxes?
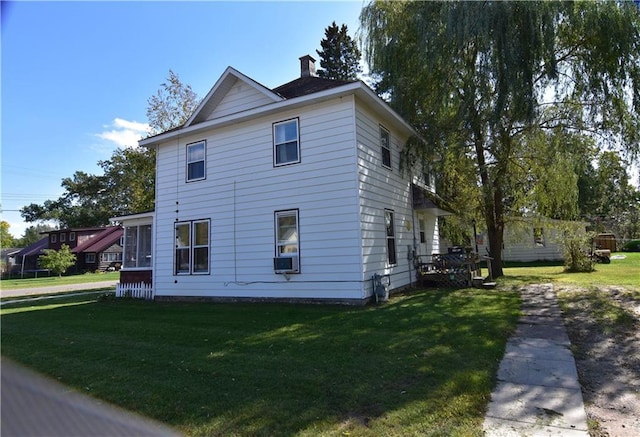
[415,252,482,288]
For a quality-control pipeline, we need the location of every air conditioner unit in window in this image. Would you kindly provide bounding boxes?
[274,256,299,273]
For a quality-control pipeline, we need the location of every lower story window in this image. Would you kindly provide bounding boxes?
[85,253,96,263]
[385,209,397,265]
[175,219,210,275]
[100,252,123,263]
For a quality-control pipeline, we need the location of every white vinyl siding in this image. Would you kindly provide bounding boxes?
[154,97,365,299]
[207,78,277,121]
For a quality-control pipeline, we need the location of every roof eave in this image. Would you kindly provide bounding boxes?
[139,81,416,147]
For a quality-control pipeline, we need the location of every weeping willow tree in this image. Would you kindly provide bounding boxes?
[361,1,640,277]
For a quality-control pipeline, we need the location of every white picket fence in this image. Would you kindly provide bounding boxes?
[115,282,153,300]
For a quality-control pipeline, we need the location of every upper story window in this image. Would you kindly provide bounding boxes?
[69,232,76,241]
[186,140,206,182]
[380,126,391,169]
[50,234,57,243]
[60,233,66,242]
[273,118,300,166]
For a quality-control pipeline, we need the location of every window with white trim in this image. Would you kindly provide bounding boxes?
[100,252,123,263]
[380,126,391,169]
[124,224,152,268]
[175,219,210,275]
[186,140,206,182]
[50,234,57,243]
[385,209,397,265]
[275,210,299,256]
[69,232,76,241]
[60,233,66,242]
[273,119,300,166]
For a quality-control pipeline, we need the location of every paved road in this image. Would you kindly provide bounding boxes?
[0,280,118,299]
[1,357,182,437]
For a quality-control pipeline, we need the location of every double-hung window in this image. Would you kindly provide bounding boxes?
[273,119,300,166]
[380,126,391,169]
[275,210,300,273]
[186,140,206,182]
[275,210,299,255]
[385,209,397,265]
[175,220,210,275]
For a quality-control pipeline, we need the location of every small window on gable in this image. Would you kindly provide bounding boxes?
[60,233,66,242]
[380,126,391,169]
[186,140,206,182]
[273,119,300,166]
[50,234,57,243]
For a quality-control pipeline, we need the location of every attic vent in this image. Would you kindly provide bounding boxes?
[299,55,317,78]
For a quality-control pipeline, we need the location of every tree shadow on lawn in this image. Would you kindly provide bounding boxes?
[1,289,520,436]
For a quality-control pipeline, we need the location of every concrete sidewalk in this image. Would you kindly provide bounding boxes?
[483,283,589,436]
[1,358,182,436]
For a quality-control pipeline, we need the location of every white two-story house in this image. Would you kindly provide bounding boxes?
[114,56,450,304]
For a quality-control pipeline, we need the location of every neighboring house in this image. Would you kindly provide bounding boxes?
[119,55,450,304]
[471,218,587,263]
[11,237,49,277]
[1,247,21,278]
[17,226,124,274]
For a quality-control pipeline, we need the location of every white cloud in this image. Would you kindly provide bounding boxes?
[97,118,150,148]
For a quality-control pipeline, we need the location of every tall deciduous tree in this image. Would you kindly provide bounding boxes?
[361,0,640,276]
[1,221,16,248]
[146,69,200,136]
[316,21,362,81]
[21,147,156,228]
[21,69,199,228]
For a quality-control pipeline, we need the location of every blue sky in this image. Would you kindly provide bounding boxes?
[1,0,365,239]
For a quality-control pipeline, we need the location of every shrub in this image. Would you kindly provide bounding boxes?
[622,239,640,252]
[561,226,594,273]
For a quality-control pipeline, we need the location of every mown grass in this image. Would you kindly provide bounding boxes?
[1,288,519,436]
[0,271,119,291]
[500,252,640,290]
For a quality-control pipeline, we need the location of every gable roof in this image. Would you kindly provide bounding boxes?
[79,227,124,254]
[14,237,48,258]
[71,226,122,254]
[140,73,416,148]
[185,67,283,127]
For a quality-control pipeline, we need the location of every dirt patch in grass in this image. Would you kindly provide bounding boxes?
[558,286,640,437]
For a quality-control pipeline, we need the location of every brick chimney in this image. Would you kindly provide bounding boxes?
[299,55,317,78]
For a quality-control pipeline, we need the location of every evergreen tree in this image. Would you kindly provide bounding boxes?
[316,21,362,80]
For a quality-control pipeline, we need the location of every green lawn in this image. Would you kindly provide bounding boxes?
[0,271,120,291]
[501,252,640,290]
[1,288,519,437]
